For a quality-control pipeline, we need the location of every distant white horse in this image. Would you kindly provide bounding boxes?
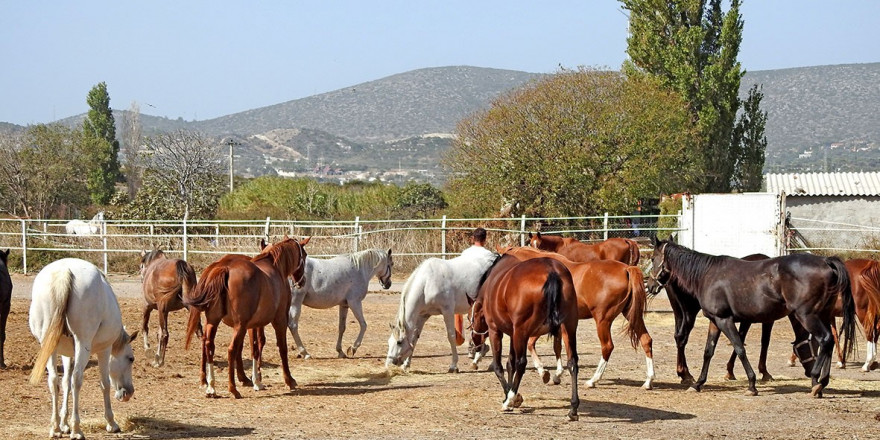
[29,258,137,439]
[288,248,394,359]
[65,211,104,236]
[385,250,497,373]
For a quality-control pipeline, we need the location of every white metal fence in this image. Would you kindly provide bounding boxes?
[0,214,676,274]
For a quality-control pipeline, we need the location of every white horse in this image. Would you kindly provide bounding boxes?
[65,211,104,236]
[385,249,497,373]
[29,258,137,439]
[288,248,393,359]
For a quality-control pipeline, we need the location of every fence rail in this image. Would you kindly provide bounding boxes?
[0,214,673,275]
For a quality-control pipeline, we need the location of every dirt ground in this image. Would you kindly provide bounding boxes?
[3,273,880,440]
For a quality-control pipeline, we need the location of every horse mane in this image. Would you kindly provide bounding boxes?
[253,239,297,277]
[394,258,431,333]
[349,248,383,271]
[663,240,725,296]
[475,253,505,295]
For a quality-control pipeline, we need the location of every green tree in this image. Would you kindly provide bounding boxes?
[396,182,448,218]
[82,82,122,204]
[621,0,763,193]
[0,125,90,218]
[444,68,699,218]
[733,84,767,191]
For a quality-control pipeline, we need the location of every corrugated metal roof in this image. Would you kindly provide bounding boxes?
[764,172,880,196]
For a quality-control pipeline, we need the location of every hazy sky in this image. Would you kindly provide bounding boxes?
[2,1,879,126]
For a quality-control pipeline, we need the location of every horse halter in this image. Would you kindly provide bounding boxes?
[468,301,489,345]
[291,242,307,289]
[647,242,670,292]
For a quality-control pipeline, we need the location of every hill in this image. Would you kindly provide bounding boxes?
[4,63,879,179]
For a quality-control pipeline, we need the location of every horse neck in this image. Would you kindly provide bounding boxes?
[665,244,714,298]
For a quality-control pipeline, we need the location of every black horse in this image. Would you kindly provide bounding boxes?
[0,249,11,369]
[647,237,855,397]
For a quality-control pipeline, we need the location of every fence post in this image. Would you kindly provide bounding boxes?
[20,219,27,275]
[520,215,527,246]
[353,216,360,252]
[603,212,609,240]
[441,215,447,259]
[102,219,108,273]
[264,217,271,241]
[182,218,188,262]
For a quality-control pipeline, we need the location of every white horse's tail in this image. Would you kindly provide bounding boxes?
[29,268,74,385]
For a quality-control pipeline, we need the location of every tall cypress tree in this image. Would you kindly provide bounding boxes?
[82,81,122,204]
[621,0,764,193]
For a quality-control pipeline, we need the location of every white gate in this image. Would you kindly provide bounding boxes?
[679,192,786,258]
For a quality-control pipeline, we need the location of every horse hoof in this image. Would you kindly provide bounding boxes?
[837,362,846,369]
[542,371,551,384]
[231,390,242,399]
[106,422,121,433]
[745,389,758,396]
[337,352,348,359]
[448,367,459,373]
[724,373,736,381]
[471,363,479,371]
[347,347,356,357]
[586,380,596,388]
[241,379,254,387]
[643,382,654,391]
[205,392,218,399]
[552,376,561,386]
[680,377,694,386]
[512,393,524,408]
[687,386,700,393]
[568,412,579,422]
[787,360,796,367]
[303,354,312,360]
[0,362,6,369]
[811,384,824,398]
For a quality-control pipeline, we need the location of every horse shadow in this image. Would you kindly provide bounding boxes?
[576,399,696,423]
[294,383,429,397]
[126,416,254,439]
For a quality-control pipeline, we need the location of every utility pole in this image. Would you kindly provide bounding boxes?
[226,138,239,192]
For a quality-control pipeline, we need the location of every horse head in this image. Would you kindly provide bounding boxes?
[646,236,671,296]
[139,249,166,277]
[468,300,489,353]
[376,249,393,289]
[385,321,413,369]
[0,249,8,266]
[109,328,138,402]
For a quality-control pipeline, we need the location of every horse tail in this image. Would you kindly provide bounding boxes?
[543,270,564,338]
[857,261,880,342]
[454,314,465,346]
[627,239,641,266]
[176,260,197,299]
[622,266,649,349]
[827,256,856,361]
[183,265,228,349]
[29,268,74,385]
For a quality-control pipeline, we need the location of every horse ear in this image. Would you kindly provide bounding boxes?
[528,232,533,239]
[387,248,392,256]
[669,233,678,244]
[650,235,659,247]
[536,231,542,238]
[260,239,267,250]
[283,234,290,240]
[140,249,147,257]
[300,236,311,246]
[128,330,139,344]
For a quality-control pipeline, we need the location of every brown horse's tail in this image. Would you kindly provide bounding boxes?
[183,265,228,349]
[622,266,649,349]
[827,256,856,361]
[542,271,564,338]
[626,239,641,266]
[454,314,465,346]
[857,261,880,340]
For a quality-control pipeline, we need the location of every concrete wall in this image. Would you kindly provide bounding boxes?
[786,196,880,248]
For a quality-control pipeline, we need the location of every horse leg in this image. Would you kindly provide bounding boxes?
[864,322,878,372]
[141,303,153,350]
[272,315,297,390]
[203,323,219,396]
[527,335,550,384]
[586,319,615,388]
[287,293,310,359]
[233,329,252,388]
[795,313,835,397]
[489,330,509,406]
[830,318,845,369]
[501,331,527,412]
[441,311,460,373]
[227,325,248,399]
[336,305,350,358]
[68,338,92,439]
[96,349,120,433]
[758,322,775,381]
[561,323,580,421]
[45,353,63,437]
[0,299,9,368]
[58,355,73,435]
[153,304,170,367]
[635,321,656,390]
[668,294,698,384]
[346,300,368,358]
[724,321,750,380]
[250,327,267,391]
[691,319,724,393]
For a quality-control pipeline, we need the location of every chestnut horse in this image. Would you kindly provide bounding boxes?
[647,236,856,397]
[184,236,308,398]
[139,249,199,367]
[528,231,640,265]
[500,246,654,389]
[470,253,580,420]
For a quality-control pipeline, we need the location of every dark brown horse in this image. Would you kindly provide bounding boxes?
[470,253,580,420]
[0,249,11,369]
[184,236,308,398]
[500,246,654,389]
[648,236,856,397]
[139,249,199,367]
[528,232,640,265]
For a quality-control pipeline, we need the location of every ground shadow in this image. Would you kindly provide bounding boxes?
[578,399,696,423]
[127,416,254,439]
[294,383,430,397]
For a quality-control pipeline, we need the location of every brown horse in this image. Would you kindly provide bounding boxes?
[470,253,580,420]
[139,249,199,367]
[528,231,640,265]
[501,246,654,389]
[0,249,11,369]
[184,236,309,398]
